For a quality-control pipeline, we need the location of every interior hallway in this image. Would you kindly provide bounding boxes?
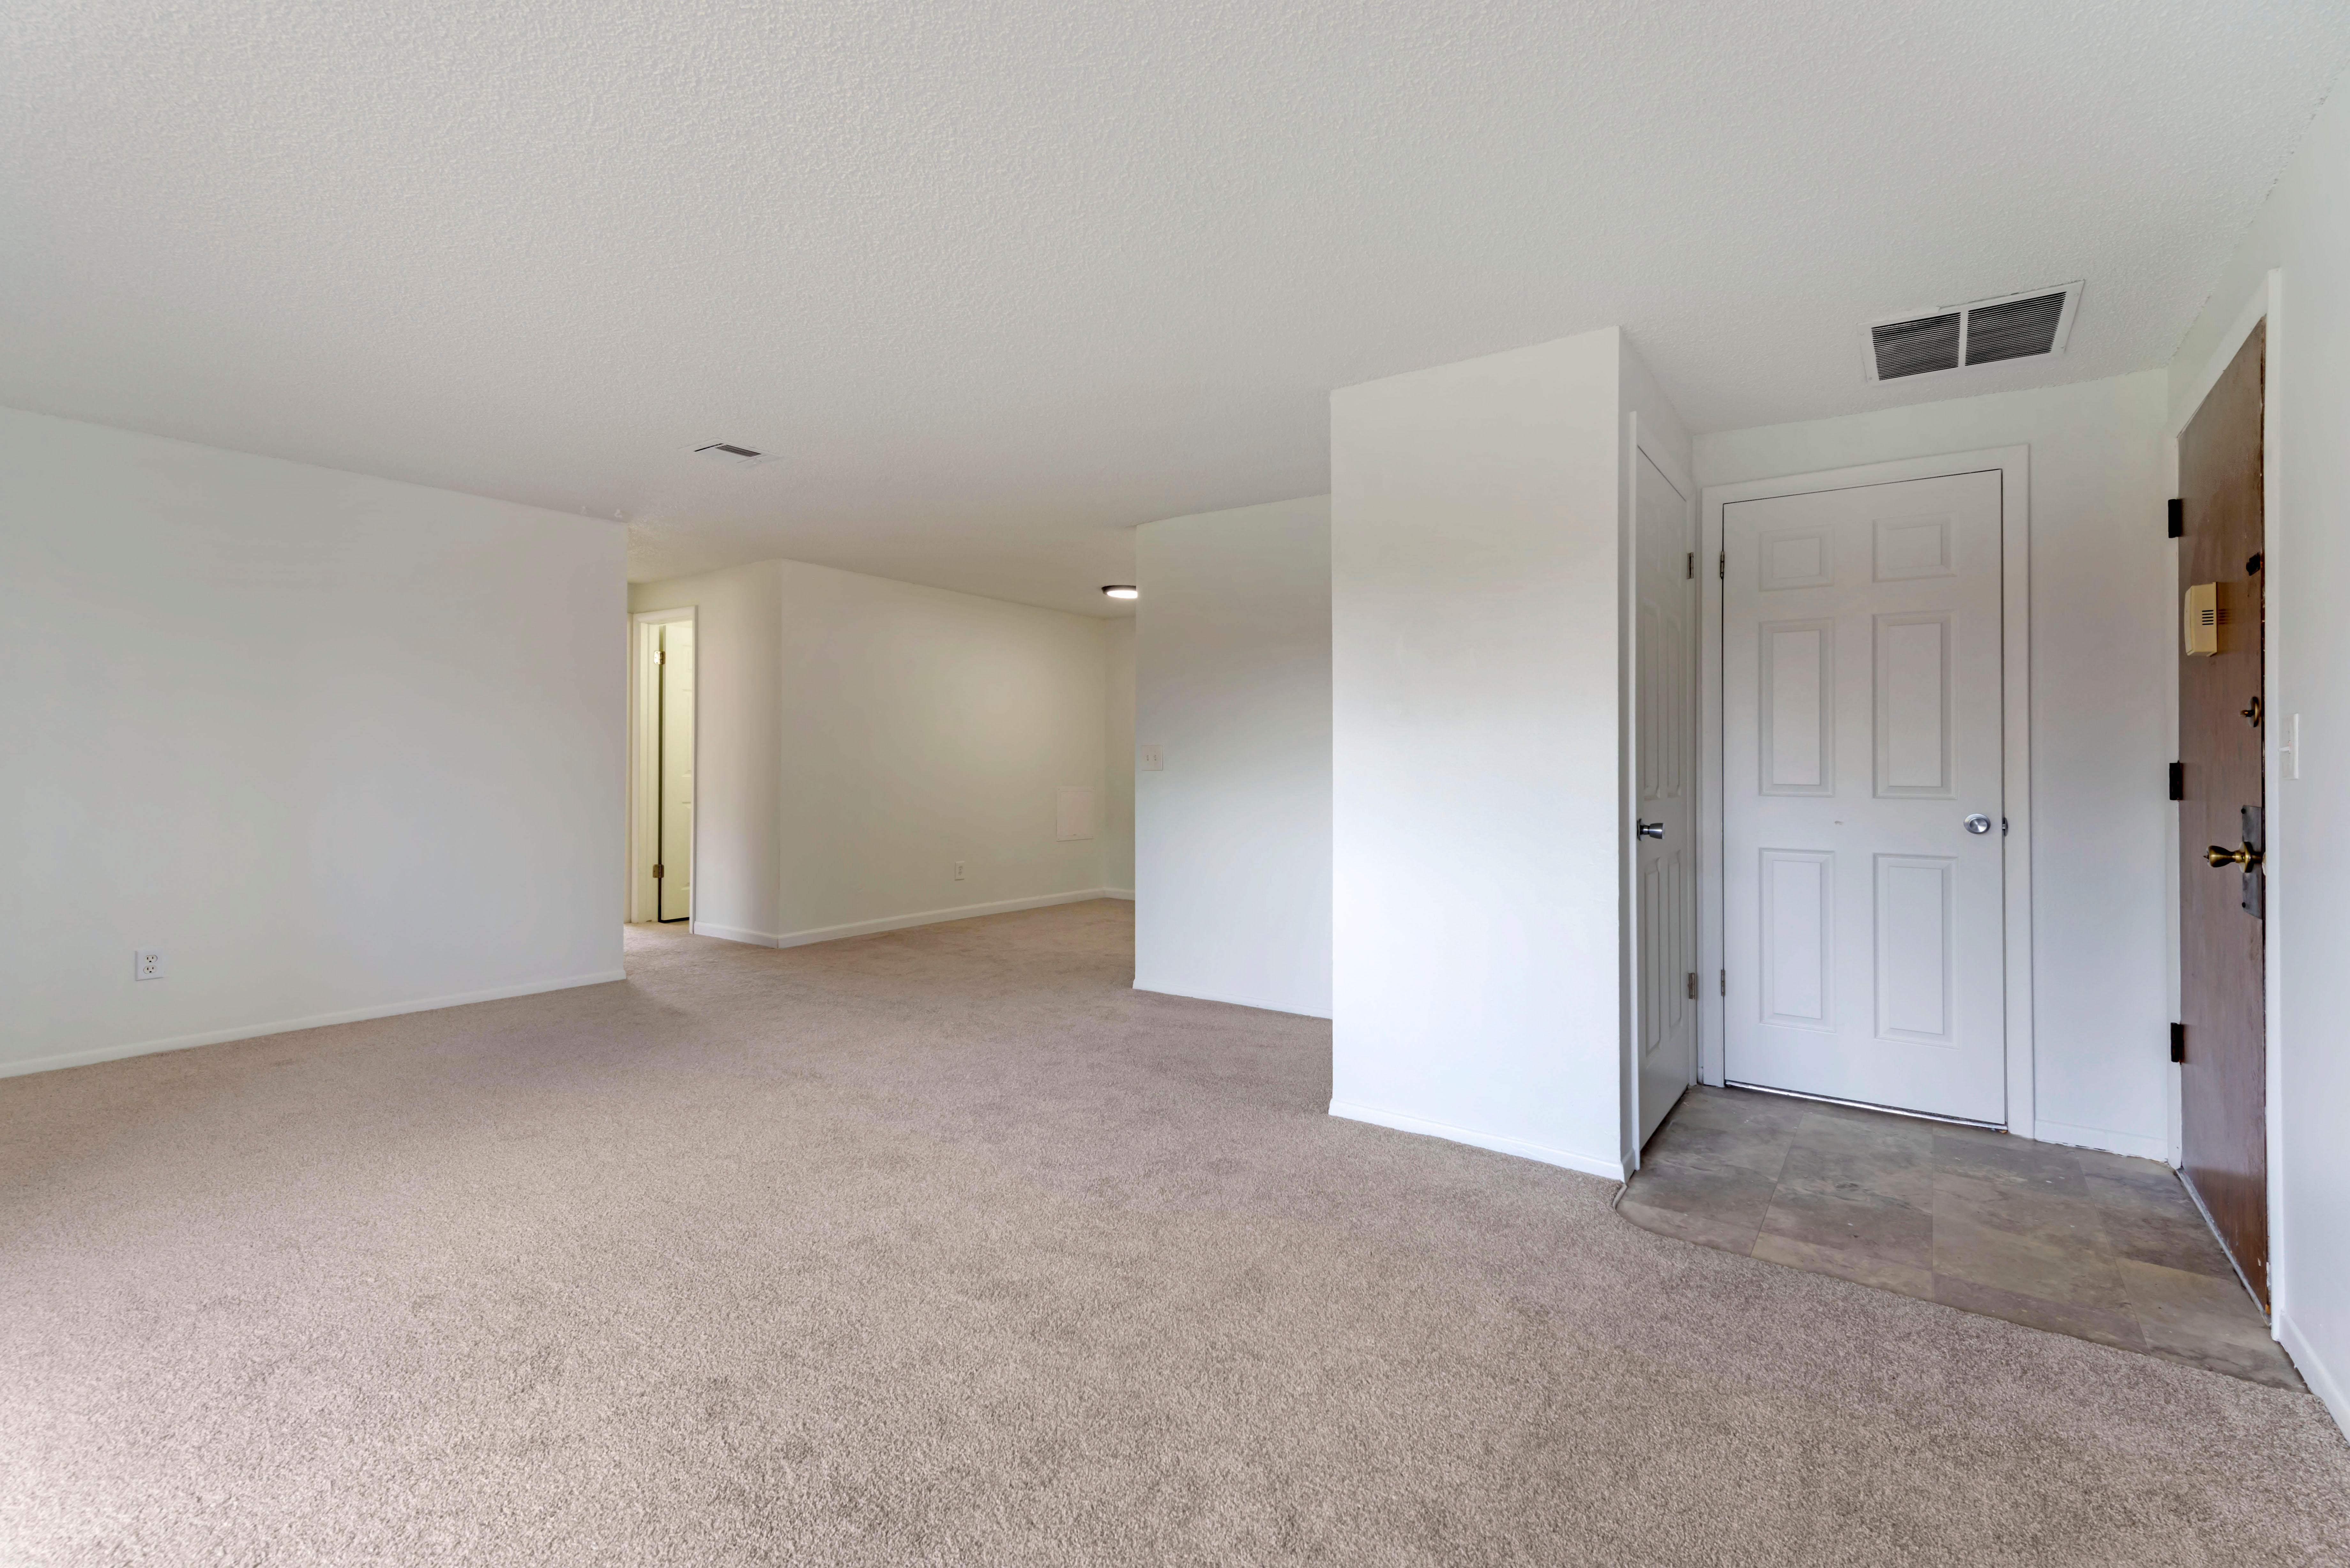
[4,904,2346,1565]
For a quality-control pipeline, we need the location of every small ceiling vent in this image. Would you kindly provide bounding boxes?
[1861,283,2081,382]
[693,442,772,466]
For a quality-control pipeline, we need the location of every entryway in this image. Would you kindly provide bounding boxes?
[1617,1086,2301,1388]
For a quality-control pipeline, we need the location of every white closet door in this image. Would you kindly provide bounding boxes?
[1634,448,1697,1145]
[1722,471,2005,1122]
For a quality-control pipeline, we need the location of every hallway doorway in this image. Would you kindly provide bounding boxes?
[632,608,696,926]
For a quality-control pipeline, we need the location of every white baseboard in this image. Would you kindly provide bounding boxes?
[695,888,1126,951]
[688,920,781,947]
[1133,980,1331,1020]
[2278,1310,2350,1442]
[1102,888,1135,901]
[2030,1117,2169,1162]
[1328,1098,1628,1182]
[0,969,629,1081]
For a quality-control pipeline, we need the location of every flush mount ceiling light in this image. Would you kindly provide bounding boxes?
[1859,283,2082,382]
[692,441,774,466]
[1101,585,1138,600]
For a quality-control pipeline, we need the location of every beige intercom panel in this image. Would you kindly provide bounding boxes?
[2184,582,2221,657]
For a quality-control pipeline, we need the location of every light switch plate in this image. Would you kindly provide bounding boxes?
[134,949,166,981]
[1138,744,1163,772]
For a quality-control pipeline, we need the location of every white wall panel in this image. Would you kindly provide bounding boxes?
[0,407,625,1076]
[1133,497,1331,1018]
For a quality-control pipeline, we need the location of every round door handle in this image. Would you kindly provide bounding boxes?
[1636,820,1665,840]
[1964,814,1993,835]
[2206,843,2263,869]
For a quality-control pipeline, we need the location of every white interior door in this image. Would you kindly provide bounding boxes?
[658,620,694,921]
[1722,470,2005,1123]
[1635,449,1698,1145]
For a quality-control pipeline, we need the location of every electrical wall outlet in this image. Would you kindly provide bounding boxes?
[1138,744,1163,772]
[133,949,167,981]
[953,860,966,881]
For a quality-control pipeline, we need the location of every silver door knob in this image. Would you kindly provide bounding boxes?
[1964,813,1993,835]
[1637,820,1665,840]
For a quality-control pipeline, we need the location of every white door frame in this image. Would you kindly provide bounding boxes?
[1698,446,2035,1139]
[628,606,698,926]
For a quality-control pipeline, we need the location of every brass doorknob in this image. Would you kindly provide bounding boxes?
[2206,843,2264,869]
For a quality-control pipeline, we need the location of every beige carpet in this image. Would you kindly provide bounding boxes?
[4,901,2346,1566]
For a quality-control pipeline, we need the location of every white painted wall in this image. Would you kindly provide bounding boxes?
[0,406,626,1077]
[1103,617,1136,896]
[1133,497,1332,1017]
[1330,328,1633,1178]
[1696,373,2173,1161]
[629,560,1114,947]
[2170,70,2350,1436]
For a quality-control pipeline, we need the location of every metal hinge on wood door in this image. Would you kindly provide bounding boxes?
[1719,969,1726,996]
[652,864,665,878]
[1718,552,1725,580]
[1685,971,1698,999]
[656,648,666,664]
[1685,552,1694,580]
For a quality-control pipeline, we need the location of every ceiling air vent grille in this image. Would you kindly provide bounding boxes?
[1870,314,1962,380]
[1861,283,2081,383]
[1963,291,2068,365]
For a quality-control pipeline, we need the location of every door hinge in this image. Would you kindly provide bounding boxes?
[1717,552,1725,580]
[652,863,664,878]
[656,648,666,664]
[2169,761,2184,801]
[2170,1022,2186,1064]
[1718,969,1726,996]
[2167,498,2183,539]
[1685,971,1698,999]
[1685,551,1695,580]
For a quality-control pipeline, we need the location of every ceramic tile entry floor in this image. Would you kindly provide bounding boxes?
[1617,1086,2302,1389]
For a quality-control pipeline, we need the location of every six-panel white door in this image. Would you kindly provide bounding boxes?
[1722,471,2005,1123]
[1635,448,1698,1144]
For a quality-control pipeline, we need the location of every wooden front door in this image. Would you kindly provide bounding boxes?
[2178,321,2267,1308]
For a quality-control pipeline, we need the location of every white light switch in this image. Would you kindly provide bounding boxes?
[1138,744,1163,772]
[134,949,166,981]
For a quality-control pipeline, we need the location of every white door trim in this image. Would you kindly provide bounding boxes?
[627,606,698,926]
[1699,445,2034,1139]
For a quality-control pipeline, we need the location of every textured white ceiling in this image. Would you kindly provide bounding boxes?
[5,2,2345,614]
